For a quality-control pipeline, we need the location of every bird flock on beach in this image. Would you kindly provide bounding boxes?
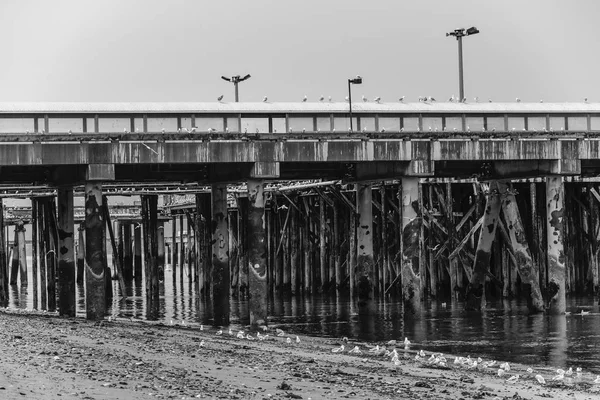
[153,317,600,389]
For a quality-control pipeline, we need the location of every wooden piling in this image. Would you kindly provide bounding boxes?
[31,199,38,308]
[9,225,19,285]
[158,222,165,281]
[247,179,268,326]
[302,197,312,294]
[290,201,300,295]
[122,223,133,281]
[465,181,501,310]
[237,197,249,297]
[499,181,545,313]
[356,183,375,307]
[171,216,176,283]
[546,176,566,314]
[588,184,599,294]
[141,195,159,308]
[45,199,58,312]
[57,188,75,316]
[319,196,327,292]
[211,184,230,326]
[0,198,7,307]
[39,199,47,310]
[102,196,127,299]
[134,222,142,282]
[400,177,422,316]
[84,183,105,320]
[77,223,85,285]
[178,214,184,282]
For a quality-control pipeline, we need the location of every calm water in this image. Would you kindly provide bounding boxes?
[7,263,600,374]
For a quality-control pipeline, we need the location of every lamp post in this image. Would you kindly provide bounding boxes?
[446,27,479,101]
[348,75,362,131]
[221,74,251,102]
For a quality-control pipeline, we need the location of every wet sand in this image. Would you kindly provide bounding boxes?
[0,310,598,400]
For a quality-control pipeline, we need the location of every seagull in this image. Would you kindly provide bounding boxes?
[237,330,245,339]
[516,98,521,102]
[200,325,204,331]
[332,344,345,353]
[319,95,325,101]
[535,374,546,384]
[276,328,285,337]
[303,95,308,102]
[500,362,510,371]
[246,334,254,340]
[345,96,349,102]
[526,367,533,373]
[474,97,479,103]
[399,96,405,102]
[296,336,300,343]
[286,337,292,344]
[488,98,492,102]
[506,375,519,384]
[199,340,205,347]
[552,373,564,381]
[594,375,600,384]
[348,346,361,354]
[161,128,166,134]
[428,96,436,102]
[580,310,590,316]
[368,345,380,353]
[362,95,367,102]
[540,99,543,103]
[225,127,230,133]
[584,98,588,103]
[565,367,573,376]
[68,129,72,135]
[374,96,381,103]
[449,95,455,102]
[263,96,268,102]
[497,368,505,377]
[217,95,224,101]
[216,329,223,335]
[328,96,332,102]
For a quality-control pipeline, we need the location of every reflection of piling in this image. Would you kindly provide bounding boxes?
[122,223,133,281]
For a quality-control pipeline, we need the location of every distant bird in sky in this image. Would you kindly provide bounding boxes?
[303,95,308,102]
[217,95,224,101]
[399,96,405,102]
[374,96,381,103]
[319,95,325,101]
[362,95,367,102]
[263,96,268,102]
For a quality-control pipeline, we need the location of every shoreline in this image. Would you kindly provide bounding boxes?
[0,310,598,400]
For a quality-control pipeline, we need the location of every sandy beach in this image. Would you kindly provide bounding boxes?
[0,310,598,400]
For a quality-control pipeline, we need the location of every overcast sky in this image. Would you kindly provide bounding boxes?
[0,0,598,103]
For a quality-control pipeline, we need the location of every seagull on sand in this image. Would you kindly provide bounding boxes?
[332,344,345,353]
[348,346,361,354]
[535,375,546,384]
[506,375,519,384]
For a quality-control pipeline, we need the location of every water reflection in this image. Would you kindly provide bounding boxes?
[7,266,600,374]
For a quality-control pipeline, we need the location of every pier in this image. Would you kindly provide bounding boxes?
[0,101,598,324]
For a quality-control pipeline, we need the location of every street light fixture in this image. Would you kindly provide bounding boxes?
[446,27,479,102]
[221,74,251,102]
[348,75,362,131]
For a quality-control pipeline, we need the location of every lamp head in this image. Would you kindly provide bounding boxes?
[466,26,479,36]
[349,76,363,84]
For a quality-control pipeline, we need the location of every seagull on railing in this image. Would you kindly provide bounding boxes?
[374,96,381,103]
[345,96,349,102]
[217,95,224,101]
[263,96,268,102]
[362,95,367,102]
[303,95,308,102]
[319,95,324,102]
[399,96,405,102]
[516,98,521,102]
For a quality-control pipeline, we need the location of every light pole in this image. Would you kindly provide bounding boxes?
[446,27,479,101]
[221,74,251,102]
[348,75,362,131]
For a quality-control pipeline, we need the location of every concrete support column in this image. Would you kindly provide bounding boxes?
[77,223,85,285]
[401,177,422,317]
[211,184,230,326]
[500,181,545,313]
[84,182,105,320]
[465,182,501,311]
[356,184,374,307]
[546,176,566,314]
[57,187,75,317]
[133,222,142,281]
[247,179,268,327]
[122,223,133,281]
